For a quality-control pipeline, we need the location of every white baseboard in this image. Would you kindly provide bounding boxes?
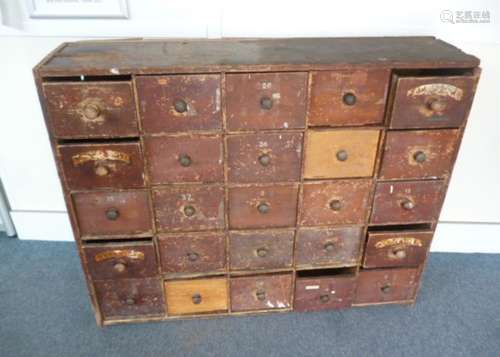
[10,211,500,253]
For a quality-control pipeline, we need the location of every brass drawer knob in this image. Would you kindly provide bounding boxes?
[105,208,120,221]
[260,96,273,110]
[427,98,447,112]
[187,252,199,262]
[256,247,268,258]
[342,92,356,106]
[113,262,126,273]
[413,151,427,163]
[174,99,188,113]
[258,154,271,167]
[257,202,270,214]
[380,284,391,294]
[183,205,196,217]
[256,289,266,301]
[94,165,109,176]
[319,294,330,303]
[329,199,342,211]
[179,154,192,167]
[401,199,415,211]
[192,293,202,305]
[125,297,136,305]
[336,150,348,162]
[83,103,101,120]
[390,248,407,259]
[323,242,335,252]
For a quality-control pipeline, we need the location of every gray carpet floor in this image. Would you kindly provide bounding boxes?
[0,234,499,357]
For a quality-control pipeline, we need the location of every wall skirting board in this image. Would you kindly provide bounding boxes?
[8,211,500,253]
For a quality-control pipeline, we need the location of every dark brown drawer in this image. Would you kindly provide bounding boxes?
[294,272,356,312]
[58,142,145,190]
[136,74,222,133]
[43,82,138,139]
[354,268,419,305]
[390,74,479,129]
[363,231,432,268]
[228,185,298,229]
[300,179,372,226]
[227,133,303,183]
[144,135,223,184]
[308,69,390,126]
[370,180,446,224]
[229,230,294,271]
[153,185,224,232]
[73,190,152,239]
[94,278,165,319]
[158,232,226,274]
[84,241,158,280]
[379,129,461,180]
[230,273,293,312]
[226,72,307,130]
[295,227,364,268]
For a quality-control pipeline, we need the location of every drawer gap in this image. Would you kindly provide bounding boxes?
[83,237,153,245]
[43,75,132,82]
[57,137,140,145]
[394,68,475,77]
[368,223,432,233]
[296,267,356,278]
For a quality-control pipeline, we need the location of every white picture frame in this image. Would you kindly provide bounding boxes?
[27,0,129,19]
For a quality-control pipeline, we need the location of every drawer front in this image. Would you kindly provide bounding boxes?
[379,129,460,180]
[94,278,165,319]
[295,227,364,268]
[227,133,303,183]
[226,72,307,130]
[136,74,222,133]
[308,69,390,126]
[294,275,356,312]
[304,130,380,179]
[390,74,478,129]
[153,185,224,232]
[144,135,224,184]
[73,190,152,238]
[59,143,145,190]
[158,232,226,274]
[228,185,298,229]
[84,242,158,280]
[230,273,293,312]
[229,230,294,271]
[165,278,228,315]
[370,180,446,224]
[363,231,433,268]
[354,268,419,304]
[300,179,372,226]
[43,82,138,139]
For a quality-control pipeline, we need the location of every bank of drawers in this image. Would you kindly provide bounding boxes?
[43,68,478,322]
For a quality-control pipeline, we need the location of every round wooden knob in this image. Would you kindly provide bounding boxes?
[183,205,196,217]
[192,293,202,305]
[380,285,391,294]
[428,98,447,112]
[258,154,271,167]
[105,208,120,221]
[179,154,192,167]
[174,99,188,113]
[413,151,427,163]
[125,297,136,305]
[256,247,268,258]
[320,294,330,303]
[256,289,266,301]
[336,150,348,162]
[113,262,126,273]
[83,103,101,120]
[342,92,356,106]
[187,252,199,262]
[329,199,342,211]
[94,165,109,176]
[401,199,415,211]
[391,248,407,259]
[257,202,270,214]
[260,96,273,110]
[324,242,335,252]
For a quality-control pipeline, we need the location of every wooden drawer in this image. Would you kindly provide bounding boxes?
[308,69,390,126]
[164,278,228,315]
[304,129,380,179]
[158,232,226,274]
[136,74,222,133]
[379,129,460,180]
[43,82,138,139]
[354,268,419,305]
[84,241,158,280]
[94,278,165,319]
[227,133,303,183]
[229,230,294,271]
[294,271,357,312]
[370,180,446,224]
[363,231,433,268]
[300,179,372,226]
[226,72,307,130]
[230,273,293,312]
[73,190,152,239]
[153,185,224,232]
[59,142,145,190]
[144,135,223,184]
[228,184,299,229]
[389,74,479,129]
[295,227,364,268]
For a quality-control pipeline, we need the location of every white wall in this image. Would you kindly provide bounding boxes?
[0,0,499,252]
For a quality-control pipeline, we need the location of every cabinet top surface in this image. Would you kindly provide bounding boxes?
[36,36,479,77]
